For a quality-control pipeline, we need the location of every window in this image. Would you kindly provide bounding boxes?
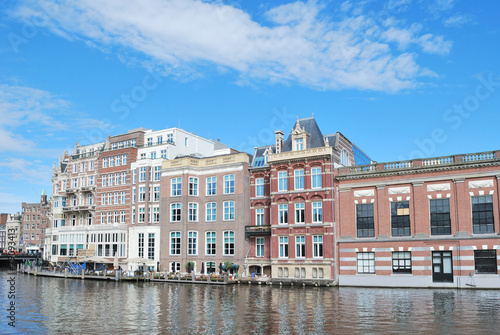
[391,201,410,236]
[278,204,288,224]
[133,170,136,184]
[223,201,235,221]
[430,199,451,235]
[109,156,114,167]
[311,167,322,188]
[392,252,411,273]
[278,171,287,192]
[224,175,235,194]
[357,204,374,237]
[472,195,495,234]
[313,235,323,258]
[295,138,303,151]
[116,155,121,166]
[189,177,198,196]
[171,203,181,222]
[101,194,106,206]
[170,232,181,255]
[295,203,305,224]
[138,233,144,258]
[102,158,108,168]
[153,207,160,223]
[140,167,146,182]
[357,252,375,273]
[122,154,127,165]
[150,186,158,202]
[188,203,198,222]
[171,178,181,196]
[294,170,304,190]
[138,208,145,223]
[188,231,197,255]
[474,250,497,274]
[147,233,155,260]
[132,189,136,204]
[206,177,217,196]
[139,187,146,202]
[120,211,125,223]
[224,231,234,255]
[340,149,349,166]
[157,136,163,145]
[206,232,216,255]
[279,236,289,258]
[206,202,216,222]
[161,150,167,159]
[256,237,264,257]
[296,236,305,258]
[255,178,264,197]
[256,208,264,226]
[184,137,188,146]
[121,172,126,184]
[147,137,153,146]
[432,251,453,282]
[312,201,322,223]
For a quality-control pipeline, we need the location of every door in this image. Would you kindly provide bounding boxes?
[432,251,453,283]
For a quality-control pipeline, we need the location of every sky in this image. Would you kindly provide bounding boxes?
[0,0,499,213]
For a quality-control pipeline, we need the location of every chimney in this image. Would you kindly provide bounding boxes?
[275,130,284,154]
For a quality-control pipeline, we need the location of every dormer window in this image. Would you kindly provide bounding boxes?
[295,139,303,151]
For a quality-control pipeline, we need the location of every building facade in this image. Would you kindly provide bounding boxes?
[21,191,50,254]
[5,214,22,252]
[335,151,500,288]
[160,150,250,275]
[245,117,371,282]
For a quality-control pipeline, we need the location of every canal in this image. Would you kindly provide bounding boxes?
[1,269,500,334]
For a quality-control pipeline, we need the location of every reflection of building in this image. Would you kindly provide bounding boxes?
[160,150,250,275]
[245,116,371,281]
[336,150,500,288]
[21,191,50,254]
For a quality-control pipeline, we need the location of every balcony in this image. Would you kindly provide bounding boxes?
[245,225,271,238]
[80,185,96,192]
[62,205,95,212]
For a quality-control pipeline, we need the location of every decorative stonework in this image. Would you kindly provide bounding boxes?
[426,183,450,192]
[388,186,410,194]
[468,180,494,189]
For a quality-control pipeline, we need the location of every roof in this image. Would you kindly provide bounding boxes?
[282,117,325,152]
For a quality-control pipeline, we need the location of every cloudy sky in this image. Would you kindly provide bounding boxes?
[1,0,499,213]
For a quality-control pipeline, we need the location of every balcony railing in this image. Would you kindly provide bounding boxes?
[340,150,498,176]
[245,225,271,238]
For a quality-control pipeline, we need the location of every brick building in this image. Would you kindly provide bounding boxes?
[21,191,50,254]
[335,151,500,288]
[160,150,250,275]
[245,116,371,282]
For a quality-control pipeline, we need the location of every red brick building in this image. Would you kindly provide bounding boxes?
[21,191,50,254]
[336,151,500,288]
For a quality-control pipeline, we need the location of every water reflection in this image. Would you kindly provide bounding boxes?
[1,270,500,334]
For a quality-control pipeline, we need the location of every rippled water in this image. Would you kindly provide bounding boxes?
[1,269,500,334]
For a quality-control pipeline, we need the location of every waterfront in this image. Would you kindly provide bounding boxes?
[1,270,500,334]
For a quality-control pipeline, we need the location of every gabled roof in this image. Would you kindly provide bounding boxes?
[282,117,324,152]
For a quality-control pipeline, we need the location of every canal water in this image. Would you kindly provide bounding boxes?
[1,269,500,334]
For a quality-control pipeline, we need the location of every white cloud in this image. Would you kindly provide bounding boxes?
[9,0,453,92]
[382,25,452,55]
[443,14,473,27]
[0,158,52,185]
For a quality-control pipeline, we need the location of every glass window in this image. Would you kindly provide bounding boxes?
[279,236,288,258]
[224,231,235,255]
[170,232,181,255]
[278,204,288,224]
[189,177,198,196]
[278,171,287,192]
[188,203,198,222]
[255,178,264,197]
[188,231,197,255]
[154,167,161,181]
[295,203,305,224]
[295,236,305,258]
[391,201,410,236]
[311,167,322,188]
[256,237,264,257]
[206,202,216,222]
[148,233,155,260]
[223,201,235,221]
[430,199,451,235]
[474,250,497,274]
[206,232,216,255]
[171,178,182,196]
[295,138,303,151]
[392,251,411,273]
[313,235,323,258]
[171,203,181,222]
[206,177,217,196]
[472,195,495,234]
[140,167,146,182]
[256,208,264,226]
[312,202,322,223]
[356,203,374,237]
[357,252,375,273]
[224,175,235,194]
[294,170,304,190]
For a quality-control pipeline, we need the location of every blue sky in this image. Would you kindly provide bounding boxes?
[1,0,499,213]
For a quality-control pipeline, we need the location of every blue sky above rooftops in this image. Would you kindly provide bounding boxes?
[1,0,500,212]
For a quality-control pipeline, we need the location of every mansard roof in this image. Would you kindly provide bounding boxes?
[282,117,325,152]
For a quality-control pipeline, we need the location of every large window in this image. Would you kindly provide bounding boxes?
[188,231,197,255]
[255,178,264,197]
[279,236,289,258]
[391,201,410,236]
[138,233,144,258]
[188,203,198,222]
[356,204,374,237]
[472,195,495,234]
[278,171,287,192]
[295,203,305,224]
[357,252,375,274]
[139,187,145,202]
[256,208,264,226]
[311,167,321,188]
[430,199,451,235]
[295,236,305,258]
[474,250,497,274]
[206,232,216,255]
[256,237,264,257]
[140,167,146,182]
[278,204,288,224]
[294,170,304,190]
[148,233,155,260]
[312,201,322,223]
[171,203,181,222]
[206,177,217,196]
[189,177,198,196]
[313,235,323,258]
[206,202,216,222]
[170,232,181,255]
[223,231,235,255]
[171,178,182,196]
[224,175,235,194]
[392,251,411,273]
[223,201,235,221]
